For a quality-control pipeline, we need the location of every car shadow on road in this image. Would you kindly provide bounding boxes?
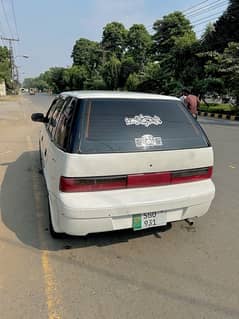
[1,151,172,251]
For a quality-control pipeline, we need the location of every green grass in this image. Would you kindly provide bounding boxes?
[200,103,235,113]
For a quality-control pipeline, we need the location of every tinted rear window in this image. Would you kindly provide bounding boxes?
[77,99,209,154]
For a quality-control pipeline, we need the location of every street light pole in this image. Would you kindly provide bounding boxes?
[15,56,29,90]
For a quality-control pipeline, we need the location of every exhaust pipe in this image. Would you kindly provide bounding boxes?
[185,218,194,226]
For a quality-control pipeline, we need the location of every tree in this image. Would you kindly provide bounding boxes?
[151,12,198,94]
[219,42,239,108]
[125,73,142,91]
[63,66,88,90]
[197,42,239,107]
[22,78,34,88]
[152,11,194,56]
[126,24,152,67]
[125,62,162,93]
[22,77,49,91]
[203,0,239,52]
[0,46,11,88]
[45,67,68,93]
[119,56,139,88]
[71,38,102,74]
[102,55,121,89]
[102,22,127,59]
[84,74,107,90]
[200,23,215,50]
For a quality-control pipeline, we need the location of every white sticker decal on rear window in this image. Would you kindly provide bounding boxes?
[135,135,163,148]
[125,114,163,127]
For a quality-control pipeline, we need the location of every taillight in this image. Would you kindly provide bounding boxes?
[171,167,213,184]
[128,172,171,187]
[60,167,213,192]
[59,176,127,192]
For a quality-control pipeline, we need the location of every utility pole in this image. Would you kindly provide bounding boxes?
[1,37,20,91]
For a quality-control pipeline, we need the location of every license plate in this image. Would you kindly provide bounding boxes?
[133,212,167,230]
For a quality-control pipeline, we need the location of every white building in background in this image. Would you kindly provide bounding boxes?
[0,80,6,96]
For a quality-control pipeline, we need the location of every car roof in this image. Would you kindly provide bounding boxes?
[60,90,179,101]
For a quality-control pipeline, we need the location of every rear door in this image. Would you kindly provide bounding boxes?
[63,98,213,178]
[40,98,58,171]
[46,97,78,193]
[43,97,66,184]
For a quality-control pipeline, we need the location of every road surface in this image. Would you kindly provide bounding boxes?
[0,94,239,319]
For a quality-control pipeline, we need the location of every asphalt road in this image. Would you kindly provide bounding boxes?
[0,94,239,319]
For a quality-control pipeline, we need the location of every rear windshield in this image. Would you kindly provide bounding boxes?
[77,99,209,154]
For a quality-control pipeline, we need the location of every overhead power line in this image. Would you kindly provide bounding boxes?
[146,0,230,36]
[10,0,19,40]
[0,0,14,39]
[192,5,239,27]
[147,0,229,31]
[183,0,213,13]
[193,16,221,27]
[184,0,229,15]
[192,11,226,24]
[186,2,226,18]
[186,1,228,18]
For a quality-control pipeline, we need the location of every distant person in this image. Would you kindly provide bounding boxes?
[179,91,187,106]
[182,89,200,119]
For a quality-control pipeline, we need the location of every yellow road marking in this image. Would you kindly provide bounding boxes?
[42,251,62,319]
[27,136,62,319]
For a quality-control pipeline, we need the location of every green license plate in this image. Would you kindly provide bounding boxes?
[133,212,167,230]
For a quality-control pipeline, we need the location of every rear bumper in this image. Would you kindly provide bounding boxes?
[50,179,215,236]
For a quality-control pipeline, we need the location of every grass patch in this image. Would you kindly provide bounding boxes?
[0,95,20,102]
[199,103,237,114]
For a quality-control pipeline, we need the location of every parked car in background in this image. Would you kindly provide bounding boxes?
[29,88,36,95]
[31,91,215,238]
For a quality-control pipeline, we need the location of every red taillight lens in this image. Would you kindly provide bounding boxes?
[60,167,213,192]
[59,176,127,192]
[171,167,213,184]
[128,172,171,187]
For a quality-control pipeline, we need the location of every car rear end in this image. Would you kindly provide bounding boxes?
[50,95,215,236]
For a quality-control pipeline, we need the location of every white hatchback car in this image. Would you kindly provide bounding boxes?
[31,91,215,237]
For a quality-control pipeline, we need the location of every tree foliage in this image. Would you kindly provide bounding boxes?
[102,55,121,89]
[71,38,102,74]
[102,22,127,59]
[202,0,239,52]
[0,46,11,87]
[126,24,152,67]
[153,12,195,56]
[23,2,239,108]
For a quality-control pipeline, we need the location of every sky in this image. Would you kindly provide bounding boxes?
[0,0,229,81]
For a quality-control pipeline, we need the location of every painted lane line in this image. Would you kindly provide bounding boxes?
[27,136,62,319]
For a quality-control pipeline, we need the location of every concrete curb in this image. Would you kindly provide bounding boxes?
[198,111,239,121]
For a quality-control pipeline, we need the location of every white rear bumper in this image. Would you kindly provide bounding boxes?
[50,179,215,236]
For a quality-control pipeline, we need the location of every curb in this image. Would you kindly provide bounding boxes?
[198,111,239,121]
